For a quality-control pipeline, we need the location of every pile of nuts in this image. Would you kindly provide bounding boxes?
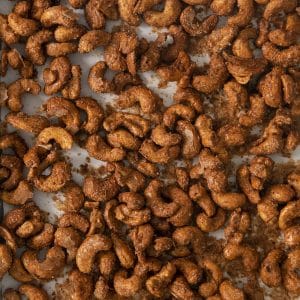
[0,0,300,299]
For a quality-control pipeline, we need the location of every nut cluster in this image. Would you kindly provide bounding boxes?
[0,0,300,299]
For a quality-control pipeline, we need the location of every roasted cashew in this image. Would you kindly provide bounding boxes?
[278,200,300,230]
[118,0,140,26]
[173,257,202,285]
[0,14,20,45]
[54,25,87,42]
[211,191,246,210]
[227,0,254,28]
[263,0,297,20]
[174,87,203,113]
[219,280,245,300]
[79,30,111,53]
[0,244,13,279]
[9,258,33,283]
[233,27,257,59]
[8,13,39,37]
[27,223,54,250]
[0,155,23,191]
[163,104,195,128]
[210,0,235,15]
[196,207,226,232]
[0,133,27,158]
[41,5,78,27]
[282,248,300,294]
[18,284,49,300]
[114,269,142,297]
[61,65,82,100]
[170,276,197,300]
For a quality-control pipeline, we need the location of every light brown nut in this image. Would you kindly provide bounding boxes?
[0,133,27,158]
[139,139,180,164]
[227,0,254,27]
[16,218,44,239]
[181,0,210,4]
[88,61,115,93]
[9,258,33,283]
[146,262,176,298]
[114,269,142,297]
[41,5,78,27]
[282,248,300,294]
[25,30,53,65]
[83,175,119,202]
[175,167,189,191]
[104,112,151,138]
[211,191,246,210]
[113,72,142,94]
[223,51,267,85]
[144,0,182,28]
[218,125,247,147]
[37,126,73,150]
[46,42,78,57]
[0,14,20,45]
[112,234,135,269]
[170,276,197,300]
[58,182,84,212]
[193,24,238,55]
[268,29,296,48]
[151,125,181,147]
[107,129,141,150]
[22,246,65,280]
[56,268,93,300]
[55,25,87,42]
[219,280,245,300]
[157,51,195,88]
[31,0,51,20]
[193,54,228,93]
[98,250,117,278]
[85,134,125,162]
[7,79,40,112]
[133,0,162,13]
[129,224,154,256]
[117,86,160,114]
[199,258,223,298]
[172,226,204,256]
[61,65,82,100]
[6,112,49,135]
[173,258,202,285]
[43,56,71,95]
[287,170,300,197]
[27,223,55,250]
[180,6,218,37]
[76,234,112,273]
[232,27,257,59]
[0,244,13,279]
[174,87,203,113]
[0,155,23,191]
[75,97,104,134]
[223,242,259,271]
[33,160,71,192]
[18,284,49,300]
[93,276,111,300]
[0,225,18,254]
[260,249,284,287]
[163,104,195,129]
[45,97,81,134]
[210,0,235,15]
[284,225,300,247]
[79,30,111,53]
[263,0,297,20]
[104,199,123,233]
[262,42,300,67]
[278,200,300,230]
[58,212,89,234]
[1,180,33,205]
[118,0,140,26]
[7,13,39,37]
[197,207,226,233]
[68,0,88,8]
[144,179,179,218]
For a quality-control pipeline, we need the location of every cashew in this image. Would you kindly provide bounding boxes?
[223,242,259,271]
[46,42,78,57]
[145,179,179,218]
[0,133,27,158]
[79,30,111,53]
[219,280,245,300]
[18,284,49,300]
[192,54,228,94]
[41,5,78,27]
[223,51,267,85]
[129,224,154,255]
[210,0,235,15]
[104,199,123,233]
[9,258,33,283]
[0,225,17,253]
[8,13,39,37]
[262,42,300,67]
[144,0,182,28]
[27,223,54,250]
[37,126,73,150]
[175,167,189,191]
[218,124,247,147]
[22,246,65,280]
[227,0,254,27]
[118,0,140,26]
[233,27,257,59]
[43,56,71,95]
[88,61,115,93]
[57,182,84,212]
[284,225,300,247]
[282,248,300,294]
[287,170,300,197]
[98,250,117,278]
[61,65,82,100]
[113,269,142,297]
[45,97,81,134]
[117,86,160,113]
[264,0,297,20]
[58,212,89,233]
[7,79,40,112]
[1,180,33,205]
[199,258,223,298]
[75,97,104,134]
[0,155,23,190]
[173,257,202,285]
[278,200,300,230]
[0,244,13,279]
[180,6,218,37]
[25,30,53,65]
[260,249,284,287]
[146,262,176,298]
[211,191,246,210]
[6,112,49,135]
[55,25,87,42]
[174,87,203,113]
[163,104,195,128]
[196,207,226,232]
[0,14,20,45]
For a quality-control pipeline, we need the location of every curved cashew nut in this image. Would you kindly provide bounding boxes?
[196,207,226,232]
[1,180,33,205]
[45,97,81,134]
[192,54,228,94]
[282,248,300,293]
[117,86,160,114]
[170,276,197,299]
[145,179,179,218]
[173,257,202,285]
[210,0,235,15]
[219,280,245,300]
[113,269,142,297]
[18,284,49,300]
[0,133,27,158]
[76,234,112,273]
[151,124,181,147]
[41,5,78,27]
[180,6,218,37]
[174,87,203,113]
[22,246,66,280]
[9,258,33,283]
[78,30,111,53]
[61,65,82,100]
[118,0,140,26]
[284,225,300,247]
[0,244,12,279]
[85,134,126,162]
[233,27,257,59]
[8,13,39,37]
[25,30,53,65]
[163,104,195,128]
[278,200,300,230]
[227,0,254,27]
[260,249,284,287]
[75,97,104,134]
[27,223,55,250]
[263,0,297,20]
[7,79,40,112]
[0,155,23,190]
[211,191,246,210]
